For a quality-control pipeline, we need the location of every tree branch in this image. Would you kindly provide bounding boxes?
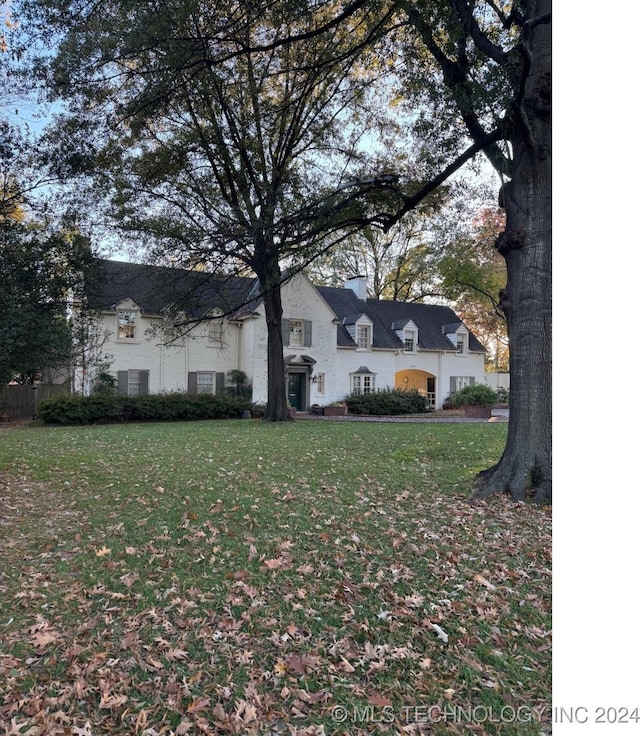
[378,127,505,231]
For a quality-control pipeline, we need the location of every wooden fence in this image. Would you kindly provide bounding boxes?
[1,384,71,418]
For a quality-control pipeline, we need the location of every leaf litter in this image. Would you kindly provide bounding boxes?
[0,421,550,734]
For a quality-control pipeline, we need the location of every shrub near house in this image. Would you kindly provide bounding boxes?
[345,388,430,415]
[37,393,250,425]
[449,384,498,418]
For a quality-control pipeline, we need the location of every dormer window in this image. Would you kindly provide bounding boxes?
[404,330,416,352]
[343,313,373,350]
[357,324,371,350]
[117,310,137,340]
[443,322,469,355]
[393,319,418,353]
[115,299,142,343]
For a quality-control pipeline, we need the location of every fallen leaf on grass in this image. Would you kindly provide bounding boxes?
[187,696,210,713]
[32,630,59,648]
[263,558,284,570]
[474,573,497,590]
[285,653,318,675]
[428,621,449,644]
[368,693,393,707]
[72,722,93,736]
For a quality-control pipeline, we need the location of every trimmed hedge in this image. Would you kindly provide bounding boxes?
[37,392,252,425]
[344,388,430,415]
[450,383,498,407]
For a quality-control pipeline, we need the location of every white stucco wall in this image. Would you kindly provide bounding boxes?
[79,275,488,410]
[483,372,510,391]
[88,312,241,394]
[332,347,485,409]
[440,351,487,404]
[248,273,339,406]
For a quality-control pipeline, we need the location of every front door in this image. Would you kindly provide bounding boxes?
[287,372,306,411]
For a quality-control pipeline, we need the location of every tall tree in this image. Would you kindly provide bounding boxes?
[23,0,397,421]
[0,219,91,384]
[1,120,93,384]
[376,0,551,502]
[20,0,551,498]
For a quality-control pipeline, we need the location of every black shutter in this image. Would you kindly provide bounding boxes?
[282,319,290,346]
[188,372,197,394]
[139,370,149,395]
[450,377,457,394]
[304,320,312,347]
[469,377,475,385]
[216,372,226,394]
[117,370,128,395]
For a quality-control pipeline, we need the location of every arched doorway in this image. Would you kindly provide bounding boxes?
[395,369,436,409]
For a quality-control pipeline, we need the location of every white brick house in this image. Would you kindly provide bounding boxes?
[77,260,486,410]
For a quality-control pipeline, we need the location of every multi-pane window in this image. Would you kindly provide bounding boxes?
[356,325,371,350]
[289,319,304,347]
[117,369,149,396]
[455,376,471,391]
[196,371,214,394]
[283,318,311,347]
[352,373,375,394]
[208,321,224,345]
[456,334,468,354]
[315,373,325,395]
[128,370,142,395]
[404,330,416,353]
[118,311,136,340]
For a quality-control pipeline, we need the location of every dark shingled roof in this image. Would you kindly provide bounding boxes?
[317,286,485,352]
[85,260,485,352]
[84,260,257,318]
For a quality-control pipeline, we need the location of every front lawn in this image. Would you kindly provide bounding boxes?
[0,420,550,735]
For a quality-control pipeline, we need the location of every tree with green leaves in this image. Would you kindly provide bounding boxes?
[307,0,551,501]
[1,119,93,385]
[436,207,508,371]
[22,0,398,421]
[0,220,91,384]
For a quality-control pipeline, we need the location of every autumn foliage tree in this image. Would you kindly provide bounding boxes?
[437,208,508,371]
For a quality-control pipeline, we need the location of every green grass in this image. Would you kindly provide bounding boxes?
[0,419,550,735]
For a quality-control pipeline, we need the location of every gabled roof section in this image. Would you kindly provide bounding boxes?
[342,312,369,326]
[317,285,485,352]
[442,321,464,334]
[316,286,369,347]
[84,259,258,319]
[392,318,412,331]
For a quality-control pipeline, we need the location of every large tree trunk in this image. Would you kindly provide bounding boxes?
[255,253,290,422]
[476,0,551,503]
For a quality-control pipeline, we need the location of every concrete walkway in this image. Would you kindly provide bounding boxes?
[296,409,508,424]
